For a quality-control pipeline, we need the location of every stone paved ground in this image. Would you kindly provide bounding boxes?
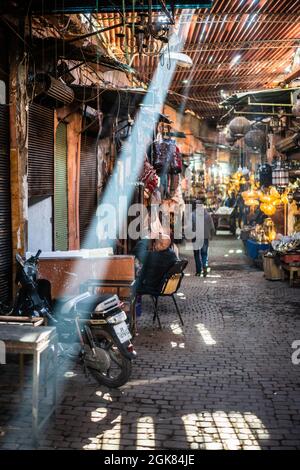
[1,235,300,450]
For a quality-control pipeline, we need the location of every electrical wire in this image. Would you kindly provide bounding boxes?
[168,90,219,105]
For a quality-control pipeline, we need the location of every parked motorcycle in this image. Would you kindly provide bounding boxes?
[2,250,136,388]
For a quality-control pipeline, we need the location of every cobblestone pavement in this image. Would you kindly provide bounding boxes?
[1,235,300,450]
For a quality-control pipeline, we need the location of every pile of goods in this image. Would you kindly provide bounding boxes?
[271,233,300,262]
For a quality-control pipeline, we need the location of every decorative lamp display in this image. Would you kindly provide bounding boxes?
[244,129,266,150]
[244,198,259,207]
[225,130,237,145]
[260,203,276,216]
[242,189,259,201]
[269,186,281,200]
[228,117,251,137]
[259,194,273,204]
[280,192,289,205]
[263,218,277,242]
[272,165,289,187]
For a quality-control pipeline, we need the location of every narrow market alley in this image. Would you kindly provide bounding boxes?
[2,235,299,451]
[1,0,300,458]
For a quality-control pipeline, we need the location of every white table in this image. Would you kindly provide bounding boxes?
[0,324,58,447]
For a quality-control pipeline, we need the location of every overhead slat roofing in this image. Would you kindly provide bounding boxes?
[95,0,300,118]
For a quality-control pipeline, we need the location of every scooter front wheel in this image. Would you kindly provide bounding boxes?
[86,328,132,388]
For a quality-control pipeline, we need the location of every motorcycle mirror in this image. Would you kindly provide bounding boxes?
[35,249,42,260]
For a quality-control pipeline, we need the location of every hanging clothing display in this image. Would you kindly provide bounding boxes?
[153,139,182,175]
[139,159,158,195]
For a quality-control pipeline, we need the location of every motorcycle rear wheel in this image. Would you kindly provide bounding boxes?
[87,328,132,388]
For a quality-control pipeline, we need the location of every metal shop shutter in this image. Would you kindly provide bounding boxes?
[79,133,97,247]
[54,122,68,251]
[28,103,54,197]
[0,104,12,302]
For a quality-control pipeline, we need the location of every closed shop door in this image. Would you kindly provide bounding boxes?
[28,103,54,251]
[28,104,54,198]
[54,122,68,251]
[79,133,97,247]
[0,104,12,301]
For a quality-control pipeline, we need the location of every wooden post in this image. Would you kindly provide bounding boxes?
[9,32,29,277]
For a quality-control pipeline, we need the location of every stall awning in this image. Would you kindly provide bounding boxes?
[71,85,169,121]
[221,87,300,111]
[32,38,133,74]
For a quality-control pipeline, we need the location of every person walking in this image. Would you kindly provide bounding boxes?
[192,198,215,277]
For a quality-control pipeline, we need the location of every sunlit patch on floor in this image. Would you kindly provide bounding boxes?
[196,323,216,345]
[182,411,269,449]
[170,323,183,335]
[137,416,156,449]
[170,341,185,349]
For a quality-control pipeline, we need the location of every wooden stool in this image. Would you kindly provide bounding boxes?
[281,263,300,287]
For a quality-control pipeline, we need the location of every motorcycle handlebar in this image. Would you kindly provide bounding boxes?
[15,253,25,267]
[16,249,42,267]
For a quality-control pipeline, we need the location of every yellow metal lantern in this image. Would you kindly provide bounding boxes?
[281,192,289,205]
[242,189,259,201]
[268,230,277,241]
[272,198,282,207]
[244,198,259,207]
[269,186,280,200]
[260,194,272,204]
[260,203,276,216]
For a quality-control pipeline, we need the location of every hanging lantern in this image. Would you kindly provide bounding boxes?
[272,198,282,207]
[242,189,259,201]
[244,198,259,207]
[260,194,272,204]
[263,218,277,242]
[244,129,266,150]
[229,117,251,137]
[269,186,281,200]
[225,130,237,145]
[260,203,276,216]
[272,164,289,187]
[281,192,289,205]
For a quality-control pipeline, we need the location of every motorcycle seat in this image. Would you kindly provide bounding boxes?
[55,292,117,315]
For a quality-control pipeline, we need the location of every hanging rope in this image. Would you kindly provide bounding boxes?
[168,90,219,105]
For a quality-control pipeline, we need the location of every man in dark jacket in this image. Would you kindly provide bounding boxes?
[134,235,178,293]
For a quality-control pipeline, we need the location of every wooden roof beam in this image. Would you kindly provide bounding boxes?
[184,38,300,53]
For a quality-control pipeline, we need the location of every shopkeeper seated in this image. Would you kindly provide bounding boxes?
[133,234,178,294]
